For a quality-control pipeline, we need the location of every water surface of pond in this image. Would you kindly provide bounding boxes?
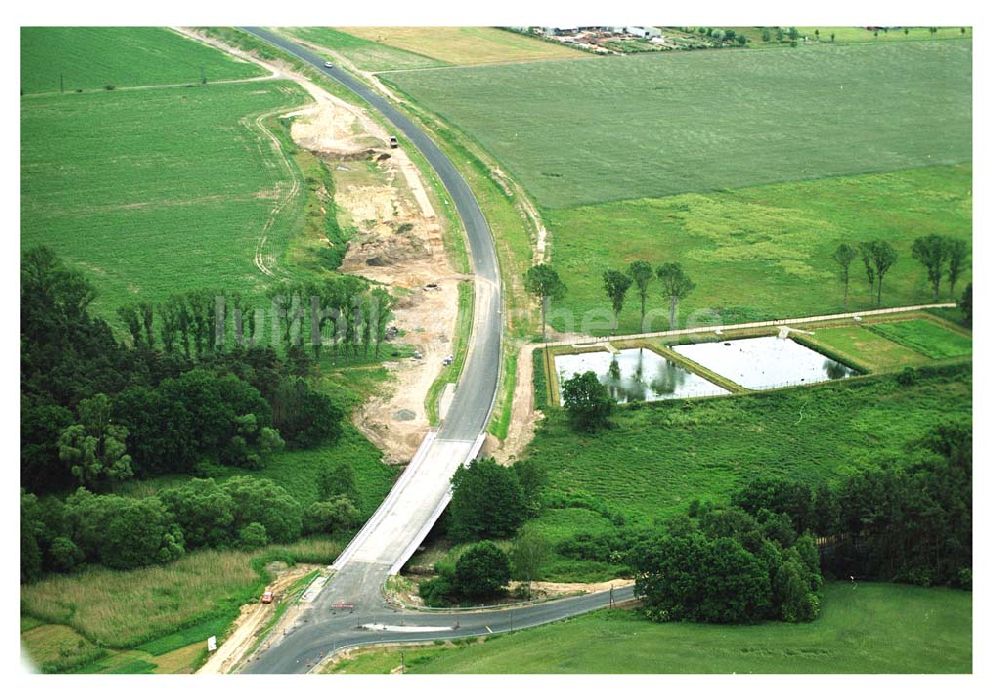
[673,336,856,390]
[553,347,730,404]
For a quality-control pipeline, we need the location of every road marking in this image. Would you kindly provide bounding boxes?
[485,625,493,634]
[362,624,453,633]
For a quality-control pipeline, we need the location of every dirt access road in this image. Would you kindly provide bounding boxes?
[177,28,463,463]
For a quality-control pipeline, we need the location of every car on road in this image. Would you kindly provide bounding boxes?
[323,61,334,68]
[389,136,399,148]
[261,590,274,604]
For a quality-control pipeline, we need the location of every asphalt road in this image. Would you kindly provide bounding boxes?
[244,27,502,443]
[244,581,636,674]
[233,29,630,675]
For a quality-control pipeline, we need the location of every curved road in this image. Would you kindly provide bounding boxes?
[236,29,628,674]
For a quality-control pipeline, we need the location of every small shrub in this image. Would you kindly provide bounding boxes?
[239,522,268,549]
[103,84,115,91]
[897,367,918,386]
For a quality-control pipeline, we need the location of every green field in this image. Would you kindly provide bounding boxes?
[327,582,970,673]
[543,165,971,334]
[868,318,973,359]
[282,27,448,72]
[385,40,971,209]
[21,27,264,94]
[524,366,971,581]
[21,80,312,318]
[806,323,932,371]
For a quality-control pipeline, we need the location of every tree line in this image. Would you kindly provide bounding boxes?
[21,460,364,582]
[117,275,394,361]
[524,260,696,338]
[832,235,968,309]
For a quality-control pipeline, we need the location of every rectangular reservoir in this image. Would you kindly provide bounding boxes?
[553,347,731,404]
[673,336,857,390]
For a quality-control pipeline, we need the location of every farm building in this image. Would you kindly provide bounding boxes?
[626,26,662,39]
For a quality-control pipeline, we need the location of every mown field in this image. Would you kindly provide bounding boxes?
[384,40,971,209]
[340,27,587,67]
[327,582,970,674]
[20,27,264,94]
[543,165,971,334]
[524,365,971,581]
[21,537,339,673]
[21,79,310,319]
[868,318,973,360]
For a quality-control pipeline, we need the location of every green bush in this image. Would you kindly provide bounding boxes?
[454,541,511,601]
[239,522,268,549]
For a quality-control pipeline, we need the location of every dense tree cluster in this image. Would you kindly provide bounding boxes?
[21,248,369,492]
[561,370,614,432]
[827,424,972,587]
[419,541,513,606]
[628,506,822,624]
[417,459,548,605]
[21,247,381,582]
[448,457,545,541]
[731,424,971,588]
[20,469,364,582]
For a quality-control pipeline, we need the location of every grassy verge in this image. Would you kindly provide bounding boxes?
[323,582,970,673]
[531,347,548,409]
[426,280,474,425]
[487,347,519,438]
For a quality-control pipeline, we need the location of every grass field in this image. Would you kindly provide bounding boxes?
[20,537,340,672]
[326,582,970,673]
[20,537,339,650]
[282,27,447,72]
[806,323,932,371]
[542,165,971,335]
[384,40,970,209]
[341,27,587,67]
[20,27,264,94]
[21,80,311,319]
[523,366,971,581]
[868,318,973,359]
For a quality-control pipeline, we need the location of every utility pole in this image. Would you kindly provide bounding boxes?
[509,609,513,633]
[399,651,405,674]
[200,65,206,85]
[609,585,615,608]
